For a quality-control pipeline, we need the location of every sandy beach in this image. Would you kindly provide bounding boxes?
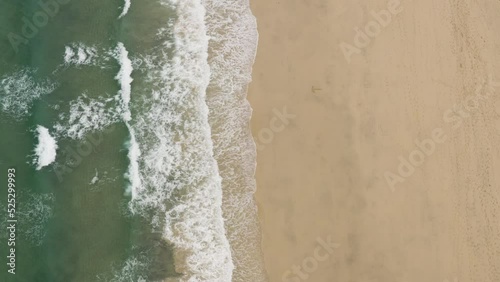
[249,0,500,281]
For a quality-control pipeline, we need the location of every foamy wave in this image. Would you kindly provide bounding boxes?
[0,68,57,119]
[125,125,142,198]
[59,43,122,72]
[34,125,58,170]
[114,43,134,122]
[64,43,99,66]
[90,169,99,185]
[113,42,142,199]
[54,93,122,139]
[98,255,150,282]
[203,0,266,280]
[55,44,135,140]
[126,0,234,280]
[118,0,132,19]
[129,53,165,72]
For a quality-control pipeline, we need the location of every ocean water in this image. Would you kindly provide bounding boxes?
[0,0,265,281]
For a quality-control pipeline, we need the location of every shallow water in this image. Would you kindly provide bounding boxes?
[0,0,264,281]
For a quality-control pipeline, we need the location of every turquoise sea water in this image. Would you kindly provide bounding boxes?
[0,0,265,281]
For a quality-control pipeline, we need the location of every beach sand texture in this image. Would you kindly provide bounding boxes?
[249,0,500,281]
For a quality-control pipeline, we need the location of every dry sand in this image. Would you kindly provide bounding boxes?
[248,0,500,281]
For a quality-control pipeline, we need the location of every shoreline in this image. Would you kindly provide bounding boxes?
[203,0,267,281]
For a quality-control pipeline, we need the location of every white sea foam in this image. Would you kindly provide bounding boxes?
[54,93,122,139]
[97,255,149,282]
[55,44,127,140]
[34,126,58,170]
[63,46,74,62]
[126,0,234,280]
[56,43,142,199]
[124,124,141,198]
[90,169,99,185]
[202,0,265,281]
[118,0,131,19]
[114,43,134,122]
[55,43,134,140]
[113,42,142,199]
[0,68,57,119]
[64,43,99,66]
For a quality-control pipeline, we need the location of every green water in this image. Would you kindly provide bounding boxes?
[0,0,177,281]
